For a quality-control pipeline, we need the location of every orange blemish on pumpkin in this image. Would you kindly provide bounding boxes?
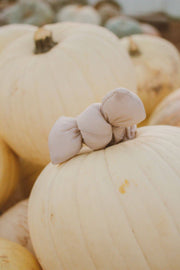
[119,180,129,194]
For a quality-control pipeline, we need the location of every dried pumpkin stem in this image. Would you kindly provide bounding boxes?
[34,28,57,54]
[128,37,141,57]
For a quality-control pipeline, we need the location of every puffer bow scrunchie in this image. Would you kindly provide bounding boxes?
[49,88,146,164]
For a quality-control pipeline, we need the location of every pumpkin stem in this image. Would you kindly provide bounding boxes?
[34,28,57,54]
[128,37,141,57]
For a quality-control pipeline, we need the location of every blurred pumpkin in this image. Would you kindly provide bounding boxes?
[29,125,180,270]
[120,35,180,117]
[1,0,54,26]
[140,23,160,36]
[0,138,20,210]
[149,88,180,126]
[0,200,33,253]
[94,0,121,25]
[0,24,36,53]
[46,0,87,10]
[57,4,101,25]
[0,23,136,165]
[105,16,143,38]
[0,238,41,269]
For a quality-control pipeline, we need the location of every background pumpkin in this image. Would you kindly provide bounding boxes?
[56,4,101,25]
[0,138,20,211]
[94,0,121,25]
[119,35,180,117]
[1,0,54,26]
[46,0,87,10]
[29,125,180,270]
[0,24,36,53]
[0,22,136,165]
[140,23,160,36]
[105,16,143,38]
[148,88,180,127]
[0,238,41,269]
[0,200,33,253]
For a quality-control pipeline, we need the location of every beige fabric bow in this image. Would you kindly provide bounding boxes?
[49,88,146,164]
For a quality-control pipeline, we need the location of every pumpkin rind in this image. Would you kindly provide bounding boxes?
[0,24,36,53]
[29,125,180,270]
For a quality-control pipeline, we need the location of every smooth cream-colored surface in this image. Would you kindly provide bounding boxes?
[0,22,136,165]
[120,35,180,117]
[29,125,180,270]
[0,24,36,53]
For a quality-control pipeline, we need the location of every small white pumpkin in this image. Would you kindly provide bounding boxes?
[0,23,136,165]
[120,35,180,116]
[0,200,33,253]
[149,88,180,126]
[56,4,101,25]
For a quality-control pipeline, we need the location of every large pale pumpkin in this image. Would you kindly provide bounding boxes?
[0,22,136,165]
[29,125,180,270]
[0,238,41,269]
[119,35,180,117]
[149,88,180,126]
[56,5,101,25]
[0,138,19,210]
[0,24,36,53]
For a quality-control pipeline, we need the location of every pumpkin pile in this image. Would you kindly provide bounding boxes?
[0,3,180,270]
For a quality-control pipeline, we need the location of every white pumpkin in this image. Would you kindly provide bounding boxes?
[0,138,20,210]
[0,23,136,165]
[0,200,33,253]
[0,24,36,53]
[57,4,101,25]
[29,125,180,270]
[149,88,180,126]
[120,35,180,117]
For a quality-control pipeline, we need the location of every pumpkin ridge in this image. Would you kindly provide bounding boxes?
[135,140,180,234]
[103,149,151,269]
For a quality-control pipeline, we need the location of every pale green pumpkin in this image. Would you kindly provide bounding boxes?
[105,16,143,38]
[1,0,54,26]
